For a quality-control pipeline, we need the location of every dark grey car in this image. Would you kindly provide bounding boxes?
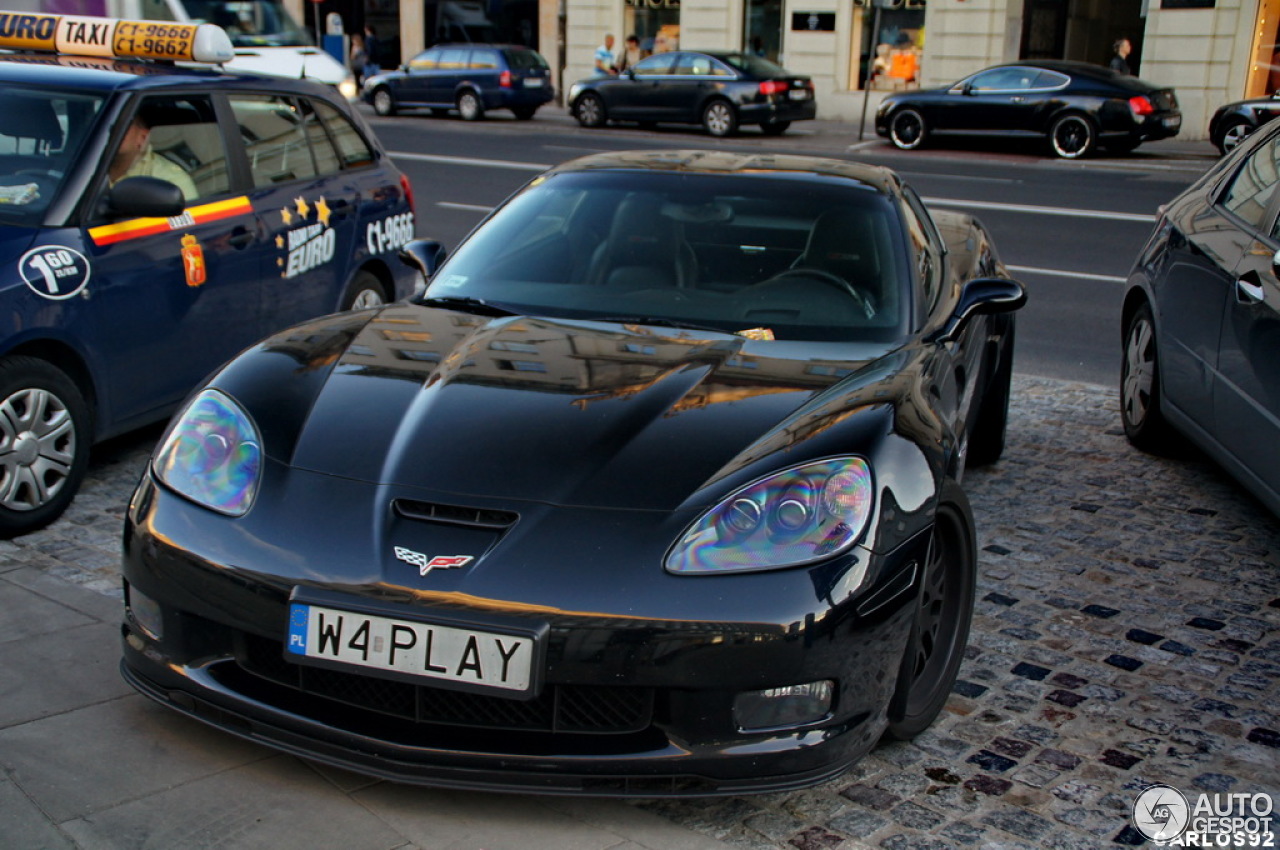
[362,43,554,121]
[1121,119,1280,514]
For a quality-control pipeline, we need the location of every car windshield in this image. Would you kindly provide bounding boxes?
[425,170,911,343]
[0,87,106,225]
[720,53,788,77]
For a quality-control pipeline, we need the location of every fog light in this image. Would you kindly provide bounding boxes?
[126,586,163,641]
[733,680,833,732]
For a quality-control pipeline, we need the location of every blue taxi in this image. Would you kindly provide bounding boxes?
[0,12,419,536]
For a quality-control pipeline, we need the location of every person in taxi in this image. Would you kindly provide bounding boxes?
[109,108,199,202]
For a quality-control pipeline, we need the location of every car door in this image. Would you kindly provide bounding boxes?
[608,53,676,119]
[660,53,734,122]
[84,92,262,424]
[399,49,440,105]
[227,92,361,328]
[430,47,470,106]
[949,67,1041,132]
[1215,138,1280,498]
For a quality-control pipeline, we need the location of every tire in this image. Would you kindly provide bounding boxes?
[1121,301,1178,453]
[883,481,976,741]
[371,87,396,117]
[702,99,738,137]
[966,321,1014,468]
[1049,113,1096,159]
[759,119,790,136]
[511,106,538,121]
[888,108,927,150]
[340,270,388,311]
[457,90,484,121]
[0,356,92,538]
[574,93,606,128]
[1217,118,1253,156]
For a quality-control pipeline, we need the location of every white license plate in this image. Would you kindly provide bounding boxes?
[789,89,810,101]
[523,77,545,87]
[1162,115,1180,129]
[287,603,534,692]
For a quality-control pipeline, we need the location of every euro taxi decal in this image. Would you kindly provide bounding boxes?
[19,246,91,300]
[277,196,336,278]
[88,196,253,246]
[367,212,415,255]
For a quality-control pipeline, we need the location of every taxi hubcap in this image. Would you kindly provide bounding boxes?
[0,388,75,512]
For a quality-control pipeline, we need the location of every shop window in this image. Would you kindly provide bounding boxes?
[855,1,926,91]
[624,0,680,55]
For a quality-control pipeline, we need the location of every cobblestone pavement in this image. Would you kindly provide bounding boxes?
[6,376,1278,849]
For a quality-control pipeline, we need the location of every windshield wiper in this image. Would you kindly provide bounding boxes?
[421,296,520,317]
[592,315,729,334]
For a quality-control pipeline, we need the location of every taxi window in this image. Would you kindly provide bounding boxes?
[229,95,319,186]
[0,88,104,222]
[117,95,229,204]
[311,100,374,169]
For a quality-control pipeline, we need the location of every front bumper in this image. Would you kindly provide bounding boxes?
[120,471,929,796]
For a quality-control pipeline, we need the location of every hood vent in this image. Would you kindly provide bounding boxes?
[394,499,518,530]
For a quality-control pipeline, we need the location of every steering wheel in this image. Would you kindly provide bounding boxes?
[763,268,875,318]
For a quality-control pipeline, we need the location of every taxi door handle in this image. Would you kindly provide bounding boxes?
[326,199,353,222]
[228,227,254,249]
[1235,278,1265,304]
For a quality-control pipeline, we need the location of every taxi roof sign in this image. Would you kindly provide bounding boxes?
[0,13,234,64]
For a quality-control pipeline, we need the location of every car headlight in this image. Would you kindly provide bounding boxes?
[666,457,874,574]
[153,389,262,516]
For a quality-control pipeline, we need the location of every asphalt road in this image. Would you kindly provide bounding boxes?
[365,105,1216,388]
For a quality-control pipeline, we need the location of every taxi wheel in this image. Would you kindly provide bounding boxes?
[883,481,975,741]
[341,272,388,311]
[371,88,397,117]
[457,90,484,121]
[0,356,91,539]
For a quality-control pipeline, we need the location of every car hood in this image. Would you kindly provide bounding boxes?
[239,304,901,512]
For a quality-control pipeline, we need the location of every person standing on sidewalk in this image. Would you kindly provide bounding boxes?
[594,34,617,76]
[1109,38,1132,75]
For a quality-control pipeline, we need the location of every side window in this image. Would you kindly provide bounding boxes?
[312,100,374,169]
[901,186,942,310]
[409,49,439,70]
[112,95,227,204]
[633,54,675,77]
[438,48,468,70]
[674,54,714,75]
[469,50,499,70]
[1221,135,1280,231]
[969,68,1028,92]
[297,99,341,176]
[228,95,318,187]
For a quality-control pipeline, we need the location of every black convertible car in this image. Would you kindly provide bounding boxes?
[875,60,1181,158]
[120,150,1025,795]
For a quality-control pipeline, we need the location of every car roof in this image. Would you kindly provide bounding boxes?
[544,150,902,195]
[0,52,339,97]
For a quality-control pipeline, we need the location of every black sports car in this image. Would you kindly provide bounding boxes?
[1208,92,1280,155]
[567,51,815,136]
[875,60,1181,159]
[120,150,1025,796]
[1121,119,1280,516]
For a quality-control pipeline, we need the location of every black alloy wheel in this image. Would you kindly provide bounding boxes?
[1217,118,1253,156]
[884,481,976,741]
[1049,113,1096,159]
[889,109,927,150]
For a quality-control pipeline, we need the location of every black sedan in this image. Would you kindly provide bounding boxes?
[120,150,1025,796]
[1121,121,1280,516]
[1208,92,1280,155]
[567,51,815,136]
[875,60,1181,158]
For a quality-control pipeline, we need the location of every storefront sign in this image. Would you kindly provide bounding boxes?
[624,0,680,8]
[792,12,836,31]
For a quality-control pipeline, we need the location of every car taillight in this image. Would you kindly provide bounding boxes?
[1129,95,1154,118]
[400,173,415,215]
[500,70,512,88]
[759,80,788,96]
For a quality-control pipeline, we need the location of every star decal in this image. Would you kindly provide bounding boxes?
[294,196,310,219]
[280,206,293,225]
[275,235,285,249]
[315,196,331,227]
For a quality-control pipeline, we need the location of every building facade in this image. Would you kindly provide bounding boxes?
[288,0,1280,139]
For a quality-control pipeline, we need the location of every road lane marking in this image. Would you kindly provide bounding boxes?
[922,196,1157,223]
[391,151,550,171]
[1007,264,1126,283]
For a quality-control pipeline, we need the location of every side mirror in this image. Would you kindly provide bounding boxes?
[932,277,1026,343]
[102,176,185,219]
[398,239,447,281]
